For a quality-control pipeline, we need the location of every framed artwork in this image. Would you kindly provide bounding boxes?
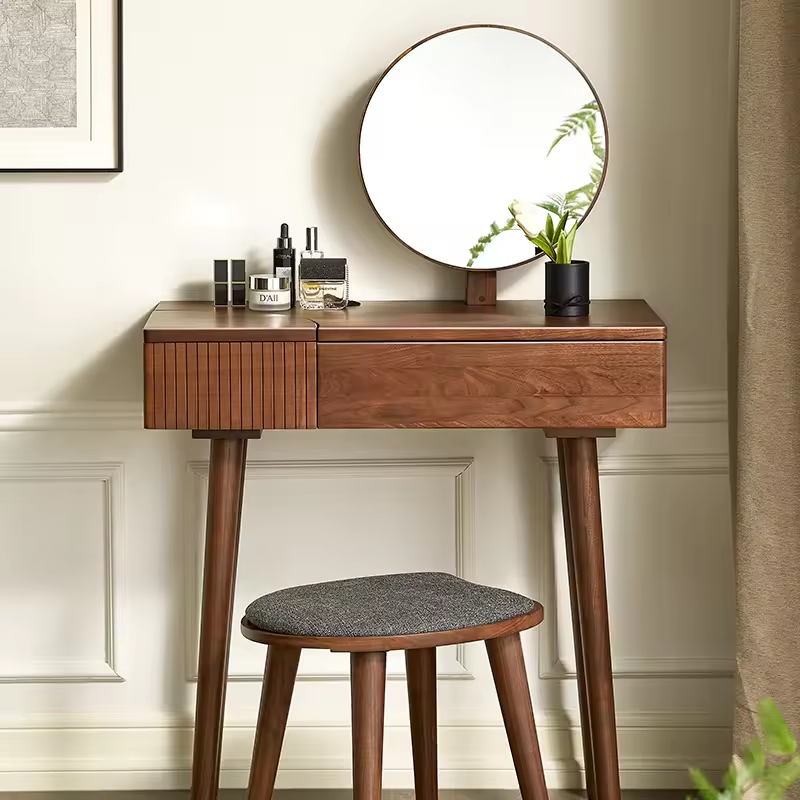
[0,0,122,172]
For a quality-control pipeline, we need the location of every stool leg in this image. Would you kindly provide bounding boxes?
[486,633,548,800]
[247,646,301,800]
[351,651,387,800]
[406,648,438,800]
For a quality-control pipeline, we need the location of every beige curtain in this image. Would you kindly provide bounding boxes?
[736,0,800,767]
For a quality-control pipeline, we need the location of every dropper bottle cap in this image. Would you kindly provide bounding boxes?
[277,223,292,249]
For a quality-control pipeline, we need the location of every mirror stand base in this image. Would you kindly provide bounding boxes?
[465,271,497,306]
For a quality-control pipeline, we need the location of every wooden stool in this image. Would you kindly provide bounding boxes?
[240,572,547,800]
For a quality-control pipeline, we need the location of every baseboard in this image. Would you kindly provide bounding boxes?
[0,722,729,792]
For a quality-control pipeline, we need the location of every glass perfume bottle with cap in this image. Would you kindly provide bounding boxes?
[298,258,348,310]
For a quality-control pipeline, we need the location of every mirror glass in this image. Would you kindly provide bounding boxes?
[359,25,607,271]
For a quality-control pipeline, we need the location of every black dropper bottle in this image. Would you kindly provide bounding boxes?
[273,223,296,305]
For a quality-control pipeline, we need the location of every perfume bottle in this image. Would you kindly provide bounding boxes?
[273,223,296,305]
[298,258,349,310]
[300,227,324,260]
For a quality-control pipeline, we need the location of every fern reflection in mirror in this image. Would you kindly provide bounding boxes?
[359,25,608,271]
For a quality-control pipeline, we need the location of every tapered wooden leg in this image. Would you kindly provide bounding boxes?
[557,439,598,800]
[561,437,621,800]
[247,646,301,799]
[406,648,438,800]
[486,633,548,800]
[351,651,387,800]
[191,437,249,800]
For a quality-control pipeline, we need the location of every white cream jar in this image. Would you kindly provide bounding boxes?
[248,275,292,312]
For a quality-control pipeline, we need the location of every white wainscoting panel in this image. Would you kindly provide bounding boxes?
[186,458,475,682]
[539,454,735,680]
[0,463,123,683]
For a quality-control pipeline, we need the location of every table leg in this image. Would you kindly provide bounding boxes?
[557,439,598,800]
[559,437,620,800]
[191,437,249,800]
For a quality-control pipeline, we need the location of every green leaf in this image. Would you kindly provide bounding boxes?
[530,234,556,262]
[742,738,766,776]
[722,762,739,791]
[466,217,516,267]
[537,200,562,216]
[553,211,569,242]
[690,767,720,800]
[548,100,599,154]
[761,757,800,800]
[761,699,797,755]
[564,223,578,263]
[545,214,554,241]
[556,231,567,264]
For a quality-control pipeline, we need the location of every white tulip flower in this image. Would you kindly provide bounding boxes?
[510,200,540,239]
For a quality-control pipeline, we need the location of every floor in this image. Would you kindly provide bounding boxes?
[0,792,686,799]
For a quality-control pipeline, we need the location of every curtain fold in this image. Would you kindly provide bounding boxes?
[736,0,800,768]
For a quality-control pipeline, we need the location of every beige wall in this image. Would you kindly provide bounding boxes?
[0,0,736,791]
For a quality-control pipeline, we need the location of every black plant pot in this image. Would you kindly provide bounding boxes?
[544,260,590,317]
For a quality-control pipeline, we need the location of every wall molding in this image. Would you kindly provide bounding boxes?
[0,389,727,431]
[541,453,729,476]
[0,714,729,791]
[667,390,728,424]
[185,457,476,682]
[537,451,733,680]
[0,462,124,683]
[0,401,144,431]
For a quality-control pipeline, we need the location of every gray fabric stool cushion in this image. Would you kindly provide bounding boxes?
[244,572,536,638]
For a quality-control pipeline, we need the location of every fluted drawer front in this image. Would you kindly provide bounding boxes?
[144,342,317,430]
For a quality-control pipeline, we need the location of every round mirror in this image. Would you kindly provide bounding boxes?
[359,25,608,271]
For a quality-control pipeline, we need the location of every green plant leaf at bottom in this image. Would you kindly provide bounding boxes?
[690,767,720,800]
[761,757,800,800]
[761,699,797,755]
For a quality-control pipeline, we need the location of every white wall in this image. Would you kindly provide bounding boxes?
[0,0,736,791]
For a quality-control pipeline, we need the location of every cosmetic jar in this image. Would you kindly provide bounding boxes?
[249,275,292,312]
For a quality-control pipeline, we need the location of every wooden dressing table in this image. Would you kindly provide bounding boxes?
[143,298,666,800]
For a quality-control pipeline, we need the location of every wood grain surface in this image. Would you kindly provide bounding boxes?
[561,437,621,800]
[465,271,497,306]
[144,302,317,342]
[351,651,387,800]
[145,300,665,343]
[191,438,248,800]
[240,605,543,652]
[406,648,438,800]
[143,299,667,431]
[317,341,666,429]
[144,341,317,430]
[308,300,666,342]
[486,633,549,800]
[246,646,301,800]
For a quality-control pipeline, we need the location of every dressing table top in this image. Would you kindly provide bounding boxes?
[144,299,666,343]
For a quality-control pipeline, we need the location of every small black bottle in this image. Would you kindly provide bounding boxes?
[273,223,296,305]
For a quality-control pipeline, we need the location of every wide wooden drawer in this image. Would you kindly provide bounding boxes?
[317,341,666,429]
[144,341,317,430]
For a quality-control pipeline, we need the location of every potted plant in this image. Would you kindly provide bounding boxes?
[689,699,800,800]
[511,200,590,317]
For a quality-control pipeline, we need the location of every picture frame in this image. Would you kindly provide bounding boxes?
[0,0,123,173]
